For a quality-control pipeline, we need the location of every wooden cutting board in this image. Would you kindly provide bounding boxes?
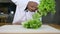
[0,25,60,34]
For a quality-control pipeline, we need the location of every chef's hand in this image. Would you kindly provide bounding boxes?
[27,1,38,12]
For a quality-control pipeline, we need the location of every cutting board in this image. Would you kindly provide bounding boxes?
[0,25,60,34]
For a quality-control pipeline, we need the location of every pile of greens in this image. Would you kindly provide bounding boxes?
[22,12,42,29]
[22,19,42,29]
[22,0,56,29]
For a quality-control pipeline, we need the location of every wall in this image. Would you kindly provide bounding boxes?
[42,0,60,25]
[0,0,11,3]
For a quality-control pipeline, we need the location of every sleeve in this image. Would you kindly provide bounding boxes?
[12,8,26,24]
[29,0,40,4]
[11,0,17,5]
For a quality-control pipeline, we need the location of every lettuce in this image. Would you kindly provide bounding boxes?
[22,19,42,29]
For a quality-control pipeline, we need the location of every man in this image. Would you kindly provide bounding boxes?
[11,0,39,25]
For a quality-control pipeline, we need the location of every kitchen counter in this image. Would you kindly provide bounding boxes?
[0,25,60,34]
[49,24,60,30]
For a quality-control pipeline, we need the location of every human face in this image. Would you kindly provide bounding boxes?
[27,1,38,12]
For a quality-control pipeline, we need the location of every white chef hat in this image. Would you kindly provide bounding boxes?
[12,0,39,23]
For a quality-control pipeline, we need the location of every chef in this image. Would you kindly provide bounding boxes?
[11,0,39,25]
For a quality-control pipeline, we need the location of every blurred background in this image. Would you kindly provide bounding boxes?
[0,0,60,25]
[0,0,16,25]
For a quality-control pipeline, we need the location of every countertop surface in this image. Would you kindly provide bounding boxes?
[0,25,60,33]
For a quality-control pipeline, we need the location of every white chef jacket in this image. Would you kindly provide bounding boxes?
[16,10,35,23]
[11,0,40,23]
